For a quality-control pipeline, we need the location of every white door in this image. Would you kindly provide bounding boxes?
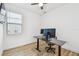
[0,23,3,55]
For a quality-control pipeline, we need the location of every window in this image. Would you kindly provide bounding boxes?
[0,9,6,22]
[6,11,22,34]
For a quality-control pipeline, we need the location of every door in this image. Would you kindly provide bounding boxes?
[0,23,3,55]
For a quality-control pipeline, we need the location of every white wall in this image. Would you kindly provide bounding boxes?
[0,24,3,55]
[41,4,79,53]
[3,4,41,50]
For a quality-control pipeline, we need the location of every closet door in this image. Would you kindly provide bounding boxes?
[0,23,3,55]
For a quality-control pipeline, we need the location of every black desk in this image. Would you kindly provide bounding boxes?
[34,36,66,56]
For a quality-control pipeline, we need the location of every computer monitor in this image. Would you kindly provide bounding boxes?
[41,28,56,38]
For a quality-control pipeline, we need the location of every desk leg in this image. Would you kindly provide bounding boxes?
[58,46,61,56]
[36,38,41,52]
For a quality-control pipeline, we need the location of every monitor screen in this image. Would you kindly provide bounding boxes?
[41,28,56,38]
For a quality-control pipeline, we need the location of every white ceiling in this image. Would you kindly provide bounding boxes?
[4,3,67,15]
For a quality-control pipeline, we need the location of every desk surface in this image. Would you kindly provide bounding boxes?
[50,39,66,46]
[34,35,45,39]
[34,35,66,46]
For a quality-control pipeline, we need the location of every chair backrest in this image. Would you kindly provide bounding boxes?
[45,32,57,44]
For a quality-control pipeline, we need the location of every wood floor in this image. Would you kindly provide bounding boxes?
[3,41,79,56]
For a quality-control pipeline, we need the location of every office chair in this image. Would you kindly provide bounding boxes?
[45,32,57,53]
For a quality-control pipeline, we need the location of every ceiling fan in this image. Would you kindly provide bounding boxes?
[31,3,47,10]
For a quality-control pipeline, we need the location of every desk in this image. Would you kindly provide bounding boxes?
[34,36,66,56]
[50,39,66,56]
[34,36,45,52]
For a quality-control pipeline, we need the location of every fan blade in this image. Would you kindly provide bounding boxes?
[43,3,47,4]
[31,3,39,5]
